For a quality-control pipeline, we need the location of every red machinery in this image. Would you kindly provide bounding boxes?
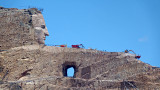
[72,44,84,48]
[55,45,67,47]
[125,49,141,59]
[135,55,141,59]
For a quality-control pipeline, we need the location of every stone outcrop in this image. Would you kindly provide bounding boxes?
[0,7,160,90]
[0,7,46,50]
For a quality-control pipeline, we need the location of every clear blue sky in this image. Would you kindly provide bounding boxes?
[1,0,160,69]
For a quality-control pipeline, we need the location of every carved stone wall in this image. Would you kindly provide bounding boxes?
[0,7,42,50]
[0,45,160,89]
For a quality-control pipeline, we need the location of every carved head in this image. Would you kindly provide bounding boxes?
[32,13,49,44]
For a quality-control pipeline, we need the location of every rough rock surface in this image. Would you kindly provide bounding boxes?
[0,7,160,90]
[0,7,41,50]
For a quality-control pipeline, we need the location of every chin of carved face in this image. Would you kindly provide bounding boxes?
[38,38,45,44]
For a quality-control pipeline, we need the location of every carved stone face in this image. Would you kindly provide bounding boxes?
[32,13,49,44]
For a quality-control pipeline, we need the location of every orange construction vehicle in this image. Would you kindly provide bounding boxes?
[72,44,85,48]
[124,49,141,59]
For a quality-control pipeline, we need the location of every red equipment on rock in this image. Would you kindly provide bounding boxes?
[55,45,67,47]
[135,55,141,59]
[72,44,84,48]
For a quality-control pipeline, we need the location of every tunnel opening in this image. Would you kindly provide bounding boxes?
[62,61,77,78]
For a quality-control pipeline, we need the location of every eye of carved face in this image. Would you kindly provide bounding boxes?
[41,25,45,29]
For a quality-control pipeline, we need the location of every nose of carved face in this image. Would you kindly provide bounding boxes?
[44,28,49,36]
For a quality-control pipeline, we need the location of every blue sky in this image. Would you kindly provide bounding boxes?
[1,0,160,69]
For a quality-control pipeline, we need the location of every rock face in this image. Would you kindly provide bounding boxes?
[0,7,48,50]
[0,7,160,90]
